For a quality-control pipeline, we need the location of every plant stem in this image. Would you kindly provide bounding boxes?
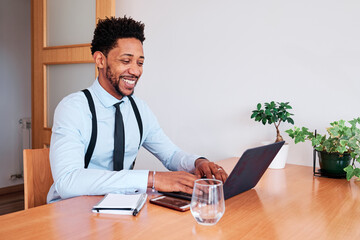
[275,120,283,142]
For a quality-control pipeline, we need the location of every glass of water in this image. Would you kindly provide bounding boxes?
[190,179,225,226]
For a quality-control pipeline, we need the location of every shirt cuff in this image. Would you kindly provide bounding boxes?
[111,170,149,194]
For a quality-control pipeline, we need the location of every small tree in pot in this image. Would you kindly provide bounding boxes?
[251,101,294,142]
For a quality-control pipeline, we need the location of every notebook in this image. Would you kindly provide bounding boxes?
[92,193,147,216]
[159,141,285,200]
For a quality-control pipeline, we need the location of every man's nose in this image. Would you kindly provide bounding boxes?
[128,63,141,77]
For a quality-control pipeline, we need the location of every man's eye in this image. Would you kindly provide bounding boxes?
[121,60,130,64]
[138,62,144,66]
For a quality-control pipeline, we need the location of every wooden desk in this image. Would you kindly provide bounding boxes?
[1,159,359,240]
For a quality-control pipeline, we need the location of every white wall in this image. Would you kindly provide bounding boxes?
[0,0,31,187]
[116,0,360,170]
[1,1,358,188]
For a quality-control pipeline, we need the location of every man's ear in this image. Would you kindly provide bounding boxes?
[93,51,106,69]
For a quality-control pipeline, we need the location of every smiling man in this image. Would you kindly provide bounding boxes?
[47,16,227,203]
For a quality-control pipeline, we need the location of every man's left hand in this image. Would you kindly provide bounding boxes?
[194,158,228,183]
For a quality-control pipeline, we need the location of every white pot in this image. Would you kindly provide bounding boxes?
[261,141,289,169]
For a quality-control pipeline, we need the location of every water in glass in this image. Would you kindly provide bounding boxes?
[190,179,225,226]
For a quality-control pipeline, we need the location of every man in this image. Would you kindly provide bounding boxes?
[47,16,227,203]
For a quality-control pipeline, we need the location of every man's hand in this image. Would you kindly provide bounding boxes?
[148,171,198,194]
[194,158,228,183]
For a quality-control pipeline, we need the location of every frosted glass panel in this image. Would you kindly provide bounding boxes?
[47,63,95,127]
[47,0,95,46]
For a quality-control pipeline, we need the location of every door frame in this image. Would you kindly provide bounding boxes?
[31,0,115,148]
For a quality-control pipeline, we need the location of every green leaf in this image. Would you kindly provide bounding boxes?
[250,112,258,119]
[335,145,347,154]
[285,129,294,138]
[301,127,309,133]
[339,139,348,146]
[271,116,276,123]
[349,119,357,126]
[312,138,321,146]
[278,112,284,119]
[354,168,360,178]
[270,101,275,108]
[345,128,352,137]
[294,135,305,144]
[344,165,354,181]
[315,146,323,151]
[262,118,267,125]
[257,103,261,110]
[328,126,340,137]
[287,118,294,125]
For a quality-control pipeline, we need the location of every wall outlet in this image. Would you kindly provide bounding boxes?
[19,118,31,130]
[10,174,23,180]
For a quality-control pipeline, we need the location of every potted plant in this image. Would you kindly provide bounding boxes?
[251,101,294,169]
[285,118,360,180]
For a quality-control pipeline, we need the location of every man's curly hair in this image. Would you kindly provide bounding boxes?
[91,16,145,56]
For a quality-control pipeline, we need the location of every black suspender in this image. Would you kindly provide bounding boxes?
[82,89,143,168]
[82,89,97,169]
[128,95,143,148]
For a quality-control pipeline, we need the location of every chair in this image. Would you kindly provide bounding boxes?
[23,148,53,209]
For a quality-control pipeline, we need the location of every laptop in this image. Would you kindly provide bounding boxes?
[159,141,285,200]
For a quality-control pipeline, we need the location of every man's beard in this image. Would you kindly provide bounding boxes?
[106,66,135,97]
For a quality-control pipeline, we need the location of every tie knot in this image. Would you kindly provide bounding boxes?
[113,101,123,109]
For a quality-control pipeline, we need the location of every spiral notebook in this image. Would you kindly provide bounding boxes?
[92,193,147,216]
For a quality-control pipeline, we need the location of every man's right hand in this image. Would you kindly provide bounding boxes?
[148,171,198,194]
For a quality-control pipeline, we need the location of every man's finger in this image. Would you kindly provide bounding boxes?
[194,168,202,178]
[209,164,221,180]
[210,164,228,183]
[179,184,194,195]
[182,171,198,183]
[203,166,213,179]
[219,169,228,183]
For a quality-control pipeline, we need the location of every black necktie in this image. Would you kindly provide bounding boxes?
[113,102,125,171]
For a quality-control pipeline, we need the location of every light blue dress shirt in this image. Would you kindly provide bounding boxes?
[47,79,200,203]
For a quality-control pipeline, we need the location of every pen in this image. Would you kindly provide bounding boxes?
[133,193,147,216]
[133,209,139,216]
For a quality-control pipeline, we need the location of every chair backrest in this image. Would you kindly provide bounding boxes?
[23,148,53,209]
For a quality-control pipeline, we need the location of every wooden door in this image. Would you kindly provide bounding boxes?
[31,0,115,148]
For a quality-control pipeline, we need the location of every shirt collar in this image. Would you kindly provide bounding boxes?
[90,78,129,108]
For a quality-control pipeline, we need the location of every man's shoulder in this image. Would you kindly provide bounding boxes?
[55,91,89,114]
[52,91,90,129]
[59,91,88,105]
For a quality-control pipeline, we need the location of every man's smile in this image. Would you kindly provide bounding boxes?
[121,76,138,87]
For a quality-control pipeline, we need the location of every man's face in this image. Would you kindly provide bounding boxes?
[105,38,144,97]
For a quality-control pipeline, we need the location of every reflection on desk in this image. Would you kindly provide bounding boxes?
[0,158,359,240]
